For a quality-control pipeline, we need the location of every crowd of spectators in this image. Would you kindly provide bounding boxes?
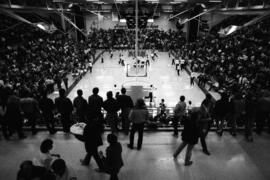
[178,17,270,98]
[86,28,186,50]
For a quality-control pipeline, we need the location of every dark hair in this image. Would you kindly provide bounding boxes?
[121,87,126,94]
[41,90,48,98]
[206,93,212,100]
[59,89,66,97]
[107,133,117,144]
[77,89,83,96]
[40,139,53,153]
[135,98,146,109]
[180,96,185,102]
[92,87,99,95]
[51,159,66,177]
[107,91,113,99]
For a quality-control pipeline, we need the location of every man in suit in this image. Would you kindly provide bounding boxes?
[117,88,134,135]
[87,87,104,128]
[73,89,88,123]
[39,91,56,134]
[103,91,120,134]
[55,89,73,133]
[173,96,187,136]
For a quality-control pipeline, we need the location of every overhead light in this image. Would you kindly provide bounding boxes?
[147,19,154,23]
[120,19,127,23]
[145,0,159,3]
[37,24,46,31]
[115,0,129,3]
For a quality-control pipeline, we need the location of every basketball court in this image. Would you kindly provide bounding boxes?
[68,50,206,108]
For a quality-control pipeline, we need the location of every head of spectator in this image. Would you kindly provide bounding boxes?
[18,160,33,179]
[51,159,66,178]
[135,98,146,109]
[180,95,185,102]
[205,93,212,101]
[40,139,53,154]
[106,91,113,99]
[121,87,126,95]
[107,133,118,145]
[92,87,99,95]
[77,89,83,97]
[59,89,66,98]
[41,91,48,98]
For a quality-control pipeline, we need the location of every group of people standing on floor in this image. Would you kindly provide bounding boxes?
[77,87,148,180]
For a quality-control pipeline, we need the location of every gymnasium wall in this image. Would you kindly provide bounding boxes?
[84,13,181,33]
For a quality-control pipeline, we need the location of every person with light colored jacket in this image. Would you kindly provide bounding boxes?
[127,98,149,150]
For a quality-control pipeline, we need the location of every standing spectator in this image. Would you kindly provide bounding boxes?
[230,93,245,136]
[117,88,134,135]
[87,87,104,126]
[99,134,124,180]
[245,93,256,141]
[199,93,213,155]
[73,89,87,123]
[39,91,56,134]
[214,93,229,136]
[173,107,200,166]
[173,96,187,136]
[0,97,8,139]
[6,91,26,139]
[55,89,73,133]
[127,98,149,150]
[80,120,105,172]
[20,90,40,135]
[103,91,120,134]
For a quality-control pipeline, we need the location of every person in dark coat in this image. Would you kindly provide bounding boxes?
[39,91,56,134]
[80,119,105,172]
[173,107,200,166]
[103,91,120,134]
[20,90,40,135]
[55,89,73,133]
[214,93,229,136]
[199,94,213,155]
[6,92,26,139]
[73,89,88,123]
[245,92,256,141]
[117,88,134,135]
[99,134,123,180]
[87,87,104,126]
